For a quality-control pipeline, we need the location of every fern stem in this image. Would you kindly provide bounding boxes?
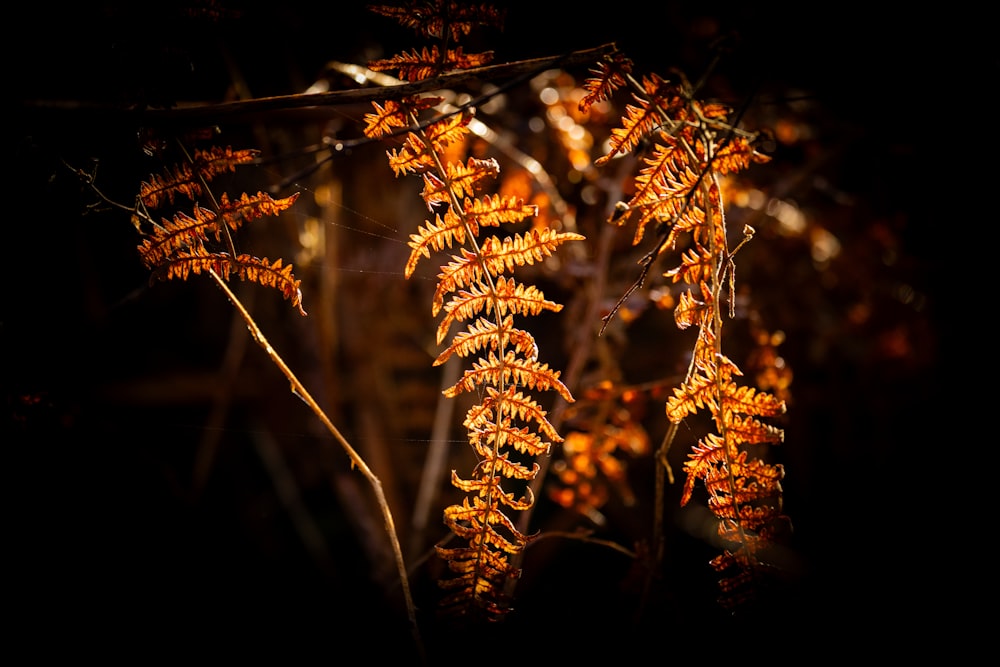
[702,169,753,563]
[206,268,425,663]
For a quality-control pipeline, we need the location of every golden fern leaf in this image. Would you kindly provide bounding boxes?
[477,228,586,276]
[426,105,475,141]
[665,246,716,286]
[436,276,563,343]
[235,255,306,316]
[665,370,718,424]
[387,132,437,176]
[594,100,659,167]
[477,420,552,457]
[721,383,787,419]
[410,193,540,280]
[620,142,706,244]
[421,156,498,205]
[362,96,444,139]
[464,387,560,449]
[433,314,539,365]
[424,196,544,308]
[630,139,699,204]
[369,1,505,40]
[711,135,772,174]
[466,193,538,227]
[192,146,259,180]
[367,45,493,81]
[431,248,482,315]
[579,51,633,112]
[443,350,573,402]
[138,147,259,209]
[157,252,305,315]
[724,413,785,446]
[673,286,712,330]
[450,472,535,511]
[679,433,723,506]
[405,211,473,278]
[216,191,300,232]
[138,162,200,210]
[137,205,217,268]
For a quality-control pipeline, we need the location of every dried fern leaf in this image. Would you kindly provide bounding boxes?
[156,252,306,315]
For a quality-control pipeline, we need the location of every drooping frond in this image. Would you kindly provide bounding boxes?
[368,2,584,622]
[135,144,304,315]
[593,58,790,610]
[156,252,305,315]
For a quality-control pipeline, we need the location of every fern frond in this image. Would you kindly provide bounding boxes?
[216,191,300,232]
[369,1,505,41]
[433,314,539,365]
[579,51,633,112]
[138,162,200,210]
[477,228,586,276]
[721,383,787,419]
[368,2,584,622]
[193,146,259,179]
[137,205,217,268]
[418,154,494,208]
[368,45,494,81]
[664,245,715,286]
[138,147,259,209]
[363,96,444,139]
[673,285,712,330]
[156,252,306,315]
[405,211,472,278]
[436,276,563,343]
[465,386,561,448]
[387,132,436,176]
[594,100,660,167]
[408,193,540,279]
[443,349,573,402]
[466,193,538,227]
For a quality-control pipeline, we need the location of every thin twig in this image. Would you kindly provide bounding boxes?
[24,44,620,125]
[206,268,425,664]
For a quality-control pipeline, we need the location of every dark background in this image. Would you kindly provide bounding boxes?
[8,0,968,660]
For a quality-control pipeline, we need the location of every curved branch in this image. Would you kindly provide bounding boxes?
[23,43,619,125]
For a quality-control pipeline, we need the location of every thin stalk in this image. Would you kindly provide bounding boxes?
[206,268,425,664]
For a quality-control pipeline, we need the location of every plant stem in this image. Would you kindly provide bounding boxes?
[207,268,425,664]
